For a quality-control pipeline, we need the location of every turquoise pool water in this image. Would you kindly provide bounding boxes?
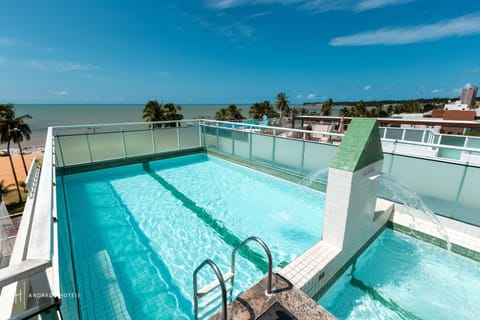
[57,153,325,319]
[319,229,480,320]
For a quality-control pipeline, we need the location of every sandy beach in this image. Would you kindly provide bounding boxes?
[0,152,44,189]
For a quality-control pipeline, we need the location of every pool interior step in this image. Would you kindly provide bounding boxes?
[76,250,131,320]
[197,271,234,298]
[197,271,234,319]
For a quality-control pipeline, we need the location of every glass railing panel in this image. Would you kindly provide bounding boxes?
[384,128,403,140]
[179,126,200,149]
[88,132,125,162]
[381,154,466,218]
[124,130,154,157]
[218,135,233,154]
[438,147,462,160]
[251,133,273,164]
[303,142,337,173]
[204,133,217,149]
[378,127,385,138]
[232,130,249,159]
[275,137,303,171]
[441,134,465,147]
[56,135,91,166]
[153,128,177,153]
[404,129,423,142]
[466,136,480,149]
[454,165,480,226]
[54,136,64,167]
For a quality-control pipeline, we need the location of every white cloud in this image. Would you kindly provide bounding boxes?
[208,0,301,9]
[296,94,303,99]
[464,83,474,89]
[307,93,317,99]
[26,60,100,72]
[363,84,371,91]
[51,90,69,96]
[207,0,412,12]
[0,56,5,64]
[330,12,480,46]
[465,67,480,73]
[432,88,443,94]
[0,37,16,47]
[356,0,412,11]
[248,11,272,18]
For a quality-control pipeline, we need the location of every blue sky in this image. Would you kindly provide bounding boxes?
[1,0,480,104]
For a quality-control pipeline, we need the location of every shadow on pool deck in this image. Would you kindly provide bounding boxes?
[209,274,336,320]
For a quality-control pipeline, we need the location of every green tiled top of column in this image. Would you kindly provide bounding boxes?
[330,118,383,172]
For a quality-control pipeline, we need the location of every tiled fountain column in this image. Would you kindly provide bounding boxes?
[280,118,393,299]
[323,118,384,250]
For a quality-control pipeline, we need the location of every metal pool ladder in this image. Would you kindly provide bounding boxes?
[193,236,273,320]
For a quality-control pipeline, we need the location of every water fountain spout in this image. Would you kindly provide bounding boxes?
[367,172,382,181]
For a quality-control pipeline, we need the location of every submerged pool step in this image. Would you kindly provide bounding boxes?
[197,271,234,298]
[197,277,234,319]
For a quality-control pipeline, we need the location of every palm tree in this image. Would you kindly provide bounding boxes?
[321,98,333,116]
[215,108,228,121]
[160,103,183,127]
[249,101,279,119]
[339,107,350,117]
[143,100,162,128]
[275,92,290,125]
[227,104,245,120]
[215,104,245,121]
[353,100,367,117]
[0,104,32,203]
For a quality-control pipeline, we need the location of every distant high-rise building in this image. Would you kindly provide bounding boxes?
[460,85,478,106]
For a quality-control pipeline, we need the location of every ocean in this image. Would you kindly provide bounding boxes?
[5,104,247,148]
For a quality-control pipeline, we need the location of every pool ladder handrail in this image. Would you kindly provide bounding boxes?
[193,259,228,320]
[231,236,273,295]
[193,236,273,320]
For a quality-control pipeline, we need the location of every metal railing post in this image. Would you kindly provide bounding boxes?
[151,127,156,154]
[272,129,276,166]
[249,129,253,161]
[216,123,220,151]
[55,135,66,167]
[85,133,93,163]
[232,130,235,156]
[121,130,127,158]
[176,122,181,150]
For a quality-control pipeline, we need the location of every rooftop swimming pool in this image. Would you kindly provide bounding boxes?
[57,153,325,319]
[319,228,480,320]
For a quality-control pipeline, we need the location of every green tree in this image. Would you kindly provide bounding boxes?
[143,100,183,128]
[143,100,162,128]
[353,100,367,117]
[321,98,333,116]
[339,107,351,117]
[275,92,290,125]
[0,104,32,203]
[160,103,183,127]
[215,104,245,121]
[249,101,279,119]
